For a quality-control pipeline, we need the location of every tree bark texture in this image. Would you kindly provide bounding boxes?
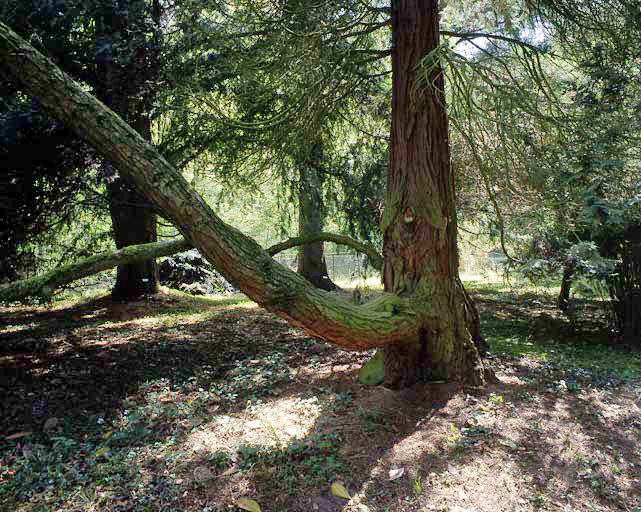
[297,142,338,291]
[380,0,484,387]
[95,0,160,300]
[0,20,486,386]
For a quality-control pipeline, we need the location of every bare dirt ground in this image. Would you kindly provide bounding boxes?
[1,288,640,512]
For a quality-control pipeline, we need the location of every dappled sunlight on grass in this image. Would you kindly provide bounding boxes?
[2,286,641,511]
[463,276,561,299]
[334,276,383,290]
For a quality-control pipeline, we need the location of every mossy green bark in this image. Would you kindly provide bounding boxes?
[0,239,191,303]
[358,351,385,386]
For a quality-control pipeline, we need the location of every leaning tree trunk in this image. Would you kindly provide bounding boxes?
[95,0,159,300]
[380,0,484,387]
[297,142,338,291]
[0,20,488,387]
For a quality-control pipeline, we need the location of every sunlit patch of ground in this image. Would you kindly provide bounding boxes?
[1,285,641,512]
[187,395,324,453]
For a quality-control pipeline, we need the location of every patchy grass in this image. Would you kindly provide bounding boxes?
[1,285,640,512]
[469,281,641,383]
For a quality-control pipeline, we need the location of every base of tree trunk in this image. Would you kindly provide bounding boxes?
[111,259,159,301]
[382,337,486,388]
[299,267,339,292]
[381,281,489,389]
[108,178,159,301]
[298,243,339,292]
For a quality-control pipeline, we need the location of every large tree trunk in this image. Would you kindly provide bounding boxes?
[380,0,484,387]
[0,20,487,386]
[297,142,338,291]
[95,0,159,300]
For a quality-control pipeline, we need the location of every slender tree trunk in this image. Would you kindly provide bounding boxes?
[558,255,576,314]
[297,142,338,291]
[95,0,159,301]
[381,0,484,387]
[619,224,641,346]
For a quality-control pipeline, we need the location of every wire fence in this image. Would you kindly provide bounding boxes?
[273,252,378,284]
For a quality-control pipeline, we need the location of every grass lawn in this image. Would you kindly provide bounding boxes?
[1,283,640,512]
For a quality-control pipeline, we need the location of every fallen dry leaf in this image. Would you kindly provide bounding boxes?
[330,481,350,499]
[236,497,261,512]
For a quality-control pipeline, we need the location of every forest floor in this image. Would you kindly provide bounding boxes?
[1,282,640,512]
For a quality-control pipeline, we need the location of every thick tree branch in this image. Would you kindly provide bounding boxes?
[0,231,381,303]
[267,233,383,271]
[0,22,421,350]
[0,239,191,303]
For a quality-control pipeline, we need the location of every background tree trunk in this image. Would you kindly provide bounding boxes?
[381,0,484,387]
[297,142,338,291]
[614,224,641,346]
[107,180,159,299]
[95,0,159,300]
[558,255,576,314]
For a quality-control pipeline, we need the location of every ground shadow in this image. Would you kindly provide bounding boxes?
[1,290,640,512]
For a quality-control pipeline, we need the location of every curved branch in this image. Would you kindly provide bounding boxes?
[0,239,192,303]
[0,230,381,303]
[441,30,550,55]
[267,232,383,271]
[0,22,421,351]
